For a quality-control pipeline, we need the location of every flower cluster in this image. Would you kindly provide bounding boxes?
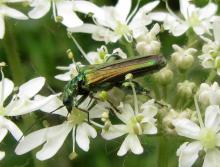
[1,0,220,167]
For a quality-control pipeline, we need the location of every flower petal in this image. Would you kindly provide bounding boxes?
[55,72,72,81]
[34,95,68,117]
[115,0,131,22]
[203,148,220,167]
[56,1,83,28]
[204,105,220,131]
[117,103,134,123]
[172,118,200,139]
[0,128,8,142]
[142,123,157,134]
[0,16,5,39]
[28,0,51,19]
[0,116,22,141]
[74,0,105,25]
[199,3,217,20]
[68,24,118,43]
[6,94,58,116]
[18,77,45,99]
[36,122,72,160]
[213,17,220,43]
[76,123,97,152]
[117,134,143,156]
[0,151,5,160]
[0,78,14,104]
[179,0,190,19]
[2,5,28,20]
[15,128,48,155]
[177,141,202,167]
[101,125,127,140]
[141,99,158,118]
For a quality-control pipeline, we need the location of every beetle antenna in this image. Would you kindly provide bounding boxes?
[30,64,56,94]
[17,105,65,142]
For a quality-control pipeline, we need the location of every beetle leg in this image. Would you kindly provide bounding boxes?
[89,93,121,114]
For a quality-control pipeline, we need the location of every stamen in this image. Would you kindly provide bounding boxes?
[90,120,104,129]
[194,96,204,128]
[67,32,90,64]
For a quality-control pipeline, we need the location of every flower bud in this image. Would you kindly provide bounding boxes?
[55,16,63,23]
[125,73,133,81]
[99,91,108,101]
[0,62,6,67]
[135,23,161,56]
[136,40,161,56]
[177,80,196,99]
[154,67,173,85]
[66,49,74,60]
[69,152,77,160]
[171,44,196,72]
[101,111,109,122]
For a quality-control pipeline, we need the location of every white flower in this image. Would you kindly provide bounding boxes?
[15,95,109,160]
[151,0,217,36]
[198,17,220,75]
[55,62,81,81]
[102,100,158,156]
[171,44,197,71]
[136,23,161,56]
[172,105,220,167]
[28,0,83,28]
[0,0,28,39]
[0,70,55,159]
[68,0,160,43]
[198,82,220,106]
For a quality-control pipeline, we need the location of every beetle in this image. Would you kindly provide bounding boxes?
[62,55,166,113]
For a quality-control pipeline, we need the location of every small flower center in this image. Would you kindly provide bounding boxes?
[129,115,144,135]
[199,128,217,150]
[188,12,201,27]
[114,21,131,37]
[67,108,87,125]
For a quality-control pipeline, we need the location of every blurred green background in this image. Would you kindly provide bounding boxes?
[0,0,219,166]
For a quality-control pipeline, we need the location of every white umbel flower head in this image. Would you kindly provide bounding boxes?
[28,0,83,28]
[173,105,220,167]
[102,99,158,156]
[150,0,217,36]
[68,0,160,43]
[0,0,28,39]
[198,82,220,106]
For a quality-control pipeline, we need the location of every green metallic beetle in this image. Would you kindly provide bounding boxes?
[62,55,166,113]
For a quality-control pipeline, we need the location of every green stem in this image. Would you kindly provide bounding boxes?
[120,39,135,57]
[3,22,24,85]
[158,135,168,167]
[162,85,167,102]
[205,70,216,84]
